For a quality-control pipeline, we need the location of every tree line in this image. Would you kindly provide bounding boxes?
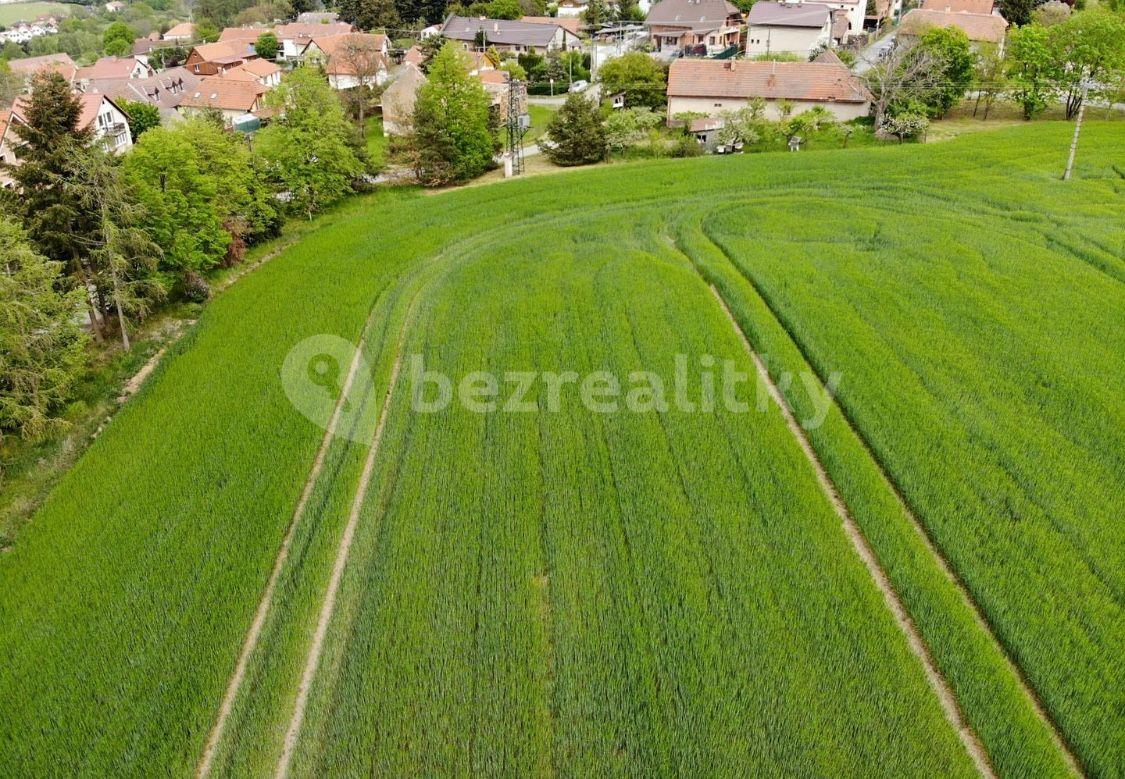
[0,67,369,441]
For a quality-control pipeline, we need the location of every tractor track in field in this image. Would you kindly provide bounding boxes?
[707,284,997,779]
[275,348,403,778]
[689,222,1084,777]
[195,299,381,779]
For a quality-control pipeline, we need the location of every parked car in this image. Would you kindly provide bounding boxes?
[568,79,589,93]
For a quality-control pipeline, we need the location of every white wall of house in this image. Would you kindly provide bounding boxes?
[745,23,830,56]
[822,0,864,38]
[668,94,869,121]
[92,100,133,154]
[328,70,388,90]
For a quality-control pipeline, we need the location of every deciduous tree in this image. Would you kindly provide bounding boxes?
[256,68,364,216]
[410,42,495,185]
[543,91,606,166]
[598,51,667,110]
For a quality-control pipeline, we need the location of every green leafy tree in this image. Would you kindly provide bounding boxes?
[972,48,1007,119]
[119,99,162,139]
[997,0,1039,26]
[255,31,280,60]
[1006,23,1059,118]
[102,21,136,56]
[0,217,89,442]
[194,19,220,42]
[124,127,230,281]
[488,0,522,17]
[0,60,22,105]
[256,68,364,216]
[604,106,662,153]
[339,0,402,30]
[581,0,613,26]
[915,26,974,117]
[598,51,667,110]
[410,42,496,185]
[543,91,606,166]
[1049,10,1125,118]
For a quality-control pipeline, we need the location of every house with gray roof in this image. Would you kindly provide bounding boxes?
[643,0,744,55]
[441,15,582,55]
[746,1,834,57]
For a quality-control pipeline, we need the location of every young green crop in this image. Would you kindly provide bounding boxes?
[0,122,1120,777]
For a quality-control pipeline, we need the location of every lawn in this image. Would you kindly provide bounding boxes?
[0,122,1121,777]
[525,103,558,143]
[0,1,72,25]
[363,115,387,169]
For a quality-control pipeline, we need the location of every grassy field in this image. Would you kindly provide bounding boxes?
[0,122,1121,777]
[0,1,72,25]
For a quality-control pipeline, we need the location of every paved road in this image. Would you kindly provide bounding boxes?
[854,32,896,74]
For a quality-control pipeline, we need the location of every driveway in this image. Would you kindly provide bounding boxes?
[854,32,896,74]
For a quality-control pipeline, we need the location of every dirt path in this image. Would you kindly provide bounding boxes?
[274,350,404,779]
[195,310,377,778]
[709,285,996,779]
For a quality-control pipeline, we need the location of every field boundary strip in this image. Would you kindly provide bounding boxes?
[195,297,382,779]
[693,220,1084,776]
[708,284,996,779]
[275,347,405,779]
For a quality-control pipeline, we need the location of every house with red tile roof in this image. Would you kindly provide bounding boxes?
[7,53,78,85]
[899,7,1008,52]
[303,33,389,89]
[920,0,993,13]
[666,57,871,122]
[185,40,260,76]
[178,76,270,124]
[163,21,195,41]
[274,21,353,60]
[76,56,155,85]
[644,0,744,55]
[219,58,282,87]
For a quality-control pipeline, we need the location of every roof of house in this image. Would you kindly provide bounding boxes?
[813,47,845,65]
[520,15,582,35]
[76,56,149,81]
[274,21,353,41]
[0,110,12,147]
[82,66,203,110]
[441,15,572,47]
[163,21,194,39]
[311,33,389,76]
[7,53,77,82]
[228,57,281,77]
[644,0,742,31]
[899,8,1007,41]
[748,1,831,27]
[219,26,270,41]
[381,63,427,124]
[920,0,993,13]
[180,77,267,111]
[12,92,124,130]
[189,40,258,63]
[667,58,871,103]
[403,45,425,66]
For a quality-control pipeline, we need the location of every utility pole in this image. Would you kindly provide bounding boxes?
[1062,79,1090,181]
[506,77,526,176]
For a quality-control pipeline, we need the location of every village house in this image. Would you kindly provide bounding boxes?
[274,21,354,60]
[303,33,390,89]
[178,77,270,125]
[81,66,203,119]
[185,40,260,76]
[219,26,271,43]
[0,16,59,45]
[7,53,78,85]
[644,0,744,56]
[441,15,582,55]
[520,16,583,36]
[3,91,132,183]
[380,63,428,136]
[746,1,834,57]
[76,56,155,87]
[666,56,871,122]
[920,0,994,12]
[219,58,282,88]
[899,7,1008,53]
[162,22,195,42]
